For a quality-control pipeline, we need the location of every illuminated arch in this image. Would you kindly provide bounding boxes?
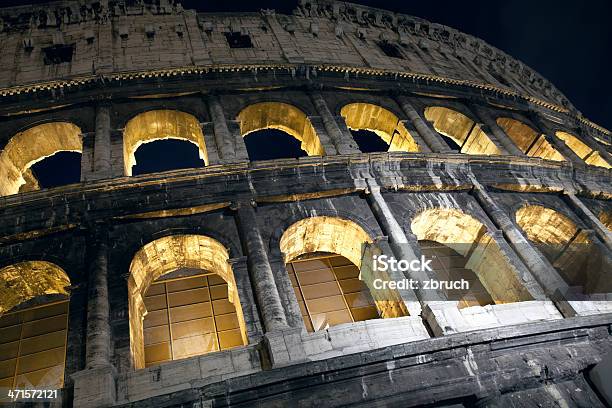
[0,261,70,389]
[123,110,208,176]
[411,208,531,304]
[279,216,371,267]
[128,234,246,369]
[0,261,70,315]
[515,205,610,293]
[496,118,565,161]
[340,103,420,152]
[0,122,82,196]
[599,211,612,231]
[424,107,501,155]
[237,102,325,157]
[555,131,610,168]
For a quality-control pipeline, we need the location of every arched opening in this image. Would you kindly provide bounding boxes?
[424,107,501,155]
[496,118,565,161]
[411,208,532,306]
[516,205,611,293]
[279,216,405,332]
[123,110,208,176]
[340,103,420,153]
[555,131,610,168]
[0,122,82,196]
[128,235,247,369]
[131,139,205,176]
[0,261,70,389]
[237,102,325,160]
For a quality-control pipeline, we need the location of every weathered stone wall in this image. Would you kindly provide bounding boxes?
[0,1,611,407]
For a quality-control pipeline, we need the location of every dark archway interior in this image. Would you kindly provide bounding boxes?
[438,133,461,152]
[350,129,389,153]
[132,139,205,176]
[30,151,81,189]
[244,129,308,161]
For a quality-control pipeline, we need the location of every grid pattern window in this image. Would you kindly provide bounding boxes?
[286,253,379,332]
[143,273,244,367]
[0,301,68,389]
[419,240,494,308]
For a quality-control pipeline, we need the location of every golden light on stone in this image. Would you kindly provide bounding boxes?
[237,102,325,156]
[515,205,579,245]
[340,103,420,152]
[128,235,247,369]
[0,261,70,315]
[411,208,531,304]
[424,107,501,155]
[279,216,372,268]
[496,117,565,161]
[555,131,610,168]
[123,110,208,176]
[0,122,82,196]
[599,211,612,231]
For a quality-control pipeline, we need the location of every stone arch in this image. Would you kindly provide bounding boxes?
[0,122,82,196]
[127,234,247,369]
[0,261,71,315]
[515,205,610,293]
[340,102,420,152]
[411,208,531,304]
[0,261,71,389]
[424,106,501,155]
[123,110,208,176]
[237,102,325,157]
[496,117,565,161]
[599,211,612,231]
[555,131,610,168]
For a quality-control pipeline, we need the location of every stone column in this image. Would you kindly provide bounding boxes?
[399,119,432,153]
[529,112,584,165]
[206,94,236,161]
[233,202,289,332]
[92,103,113,179]
[564,192,612,250]
[268,253,306,331]
[309,90,359,154]
[468,177,574,302]
[71,228,116,408]
[233,201,306,366]
[228,257,264,342]
[470,103,524,156]
[364,180,443,309]
[395,95,452,153]
[200,122,221,165]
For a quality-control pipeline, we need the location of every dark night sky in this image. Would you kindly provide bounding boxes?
[185,0,612,130]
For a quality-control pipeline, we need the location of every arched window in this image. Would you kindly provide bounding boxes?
[0,122,82,196]
[123,110,208,176]
[128,235,247,369]
[237,102,325,160]
[0,261,70,389]
[340,103,420,153]
[412,208,532,306]
[280,216,405,332]
[555,131,610,168]
[515,205,611,293]
[496,118,564,161]
[424,107,501,155]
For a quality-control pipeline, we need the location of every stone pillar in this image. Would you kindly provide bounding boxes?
[470,103,524,156]
[233,201,306,366]
[228,257,264,342]
[469,177,574,304]
[200,122,221,165]
[71,228,116,408]
[206,94,236,161]
[395,95,452,153]
[233,202,289,332]
[529,112,584,165]
[92,103,113,179]
[80,131,95,182]
[564,192,612,250]
[228,120,250,161]
[364,180,443,312]
[399,119,432,153]
[309,91,359,154]
[268,253,306,331]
